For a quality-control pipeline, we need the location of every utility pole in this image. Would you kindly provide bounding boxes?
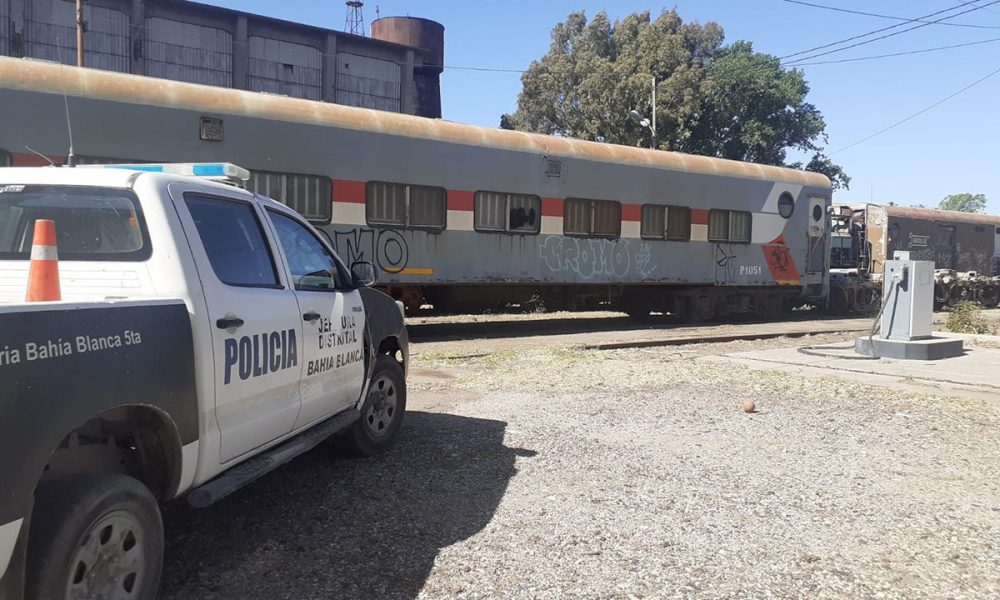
[76,0,85,67]
[650,75,658,150]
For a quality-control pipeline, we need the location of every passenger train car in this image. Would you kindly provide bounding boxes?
[0,57,832,317]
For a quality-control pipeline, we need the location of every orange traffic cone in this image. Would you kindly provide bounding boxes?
[25,219,61,302]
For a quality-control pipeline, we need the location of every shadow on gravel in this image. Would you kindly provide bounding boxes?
[159,412,535,600]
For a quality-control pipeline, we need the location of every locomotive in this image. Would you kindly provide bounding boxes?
[0,57,832,319]
[830,204,1000,313]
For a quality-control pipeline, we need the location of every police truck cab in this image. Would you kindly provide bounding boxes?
[0,163,408,600]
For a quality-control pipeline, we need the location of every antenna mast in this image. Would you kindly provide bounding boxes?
[345,1,365,36]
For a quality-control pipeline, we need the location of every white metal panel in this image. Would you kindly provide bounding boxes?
[145,17,233,87]
[25,0,129,72]
[247,36,322,101]
[335,52,400,112]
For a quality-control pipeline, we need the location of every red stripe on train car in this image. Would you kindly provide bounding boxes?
[11,152,68,167]
[691,209,710,226]
[622,203,641,222]
[333,179,366,203]
[541,197,564,217]
[448,190,474,211]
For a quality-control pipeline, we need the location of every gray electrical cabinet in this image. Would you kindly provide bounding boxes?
[881,251,934,341]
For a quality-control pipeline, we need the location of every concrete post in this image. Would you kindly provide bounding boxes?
[322,32,338,102]
[10,0,25,57]
[400,48,414,114]
[232,14,248,90]
[130,0,145,75]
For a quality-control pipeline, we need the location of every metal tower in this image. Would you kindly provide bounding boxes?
[345,1,365,36]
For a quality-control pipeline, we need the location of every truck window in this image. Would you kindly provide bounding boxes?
[267,210,343,291]
[0,185,149,261]
[184,194,280,288]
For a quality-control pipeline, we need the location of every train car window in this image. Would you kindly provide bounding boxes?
[640,205,666,239]
[709,209,752,243]
[366,182,446,232]
[474,191,540,234]
[408,185,447,230]
[708,210,729,242]
[0,150,10,167]
[778,192,795,219]
[565,198,620,239]
[366,182,407,226]
[666,206,691,241]
[641,205,690,240]
[247,171,332,225]
[729,211,752,243]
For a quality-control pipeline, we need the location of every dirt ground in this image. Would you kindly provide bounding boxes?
[159,314,1000,599]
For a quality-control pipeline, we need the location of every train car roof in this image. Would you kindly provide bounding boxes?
[882,204,1000,227]
[0,57,831,189]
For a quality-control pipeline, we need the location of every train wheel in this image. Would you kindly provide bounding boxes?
[980,286,1000,309]
[947,284,968,308]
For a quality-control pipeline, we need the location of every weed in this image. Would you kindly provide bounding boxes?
[945,301,998,335]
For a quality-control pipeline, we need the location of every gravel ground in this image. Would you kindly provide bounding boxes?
[160,334,1000,599]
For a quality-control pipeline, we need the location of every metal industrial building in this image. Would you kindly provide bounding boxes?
[0,0,444,117]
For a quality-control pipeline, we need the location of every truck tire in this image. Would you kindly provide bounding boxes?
[25,474,164,600]
[346,354,406,456]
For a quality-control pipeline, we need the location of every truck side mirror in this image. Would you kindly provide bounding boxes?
[351,261,377,288]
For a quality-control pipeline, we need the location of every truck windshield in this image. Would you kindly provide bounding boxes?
[0,185,150,261]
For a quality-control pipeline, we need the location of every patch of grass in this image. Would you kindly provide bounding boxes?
[946,301,998,335]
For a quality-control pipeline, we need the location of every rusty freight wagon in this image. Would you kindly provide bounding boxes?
[830,204,1000,312]
[0,57,832,318]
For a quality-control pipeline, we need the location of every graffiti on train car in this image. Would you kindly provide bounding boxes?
[540,236,632,280]
[715,243,739,283]
[635,244,657,279]
[332,228,410,274]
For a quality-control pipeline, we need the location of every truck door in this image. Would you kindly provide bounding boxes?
[175,191,304,463]
[264,208,367,428]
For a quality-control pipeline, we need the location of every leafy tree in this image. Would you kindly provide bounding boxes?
[938,193,987,213]
[504,10,849,189]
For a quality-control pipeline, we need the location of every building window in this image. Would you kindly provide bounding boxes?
[709,209,752,243]
[474,191,541,234]
[640,205,691,241]
[366,181,446,231]
[564,198,621,239]
[247,171,332,225]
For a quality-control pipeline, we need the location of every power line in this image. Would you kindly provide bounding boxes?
[830,64,1000,155]
[782,0,1000,29]
[780,0,1000,62]
[791,35,1000,66]
[955,0,1000,15]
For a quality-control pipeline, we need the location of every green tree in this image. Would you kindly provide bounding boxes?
[504,10,849,189]
[938,193,987,213]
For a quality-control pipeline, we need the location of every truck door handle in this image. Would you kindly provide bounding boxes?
[216,317,245,330]
[303,311,321,322]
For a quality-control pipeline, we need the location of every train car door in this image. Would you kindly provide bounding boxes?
[994,227,1000,275]
[937,224,957,270]
[806,196,827,273]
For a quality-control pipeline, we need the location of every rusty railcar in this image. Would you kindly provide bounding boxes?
[831,204,1000,311]
[0,57,832,318]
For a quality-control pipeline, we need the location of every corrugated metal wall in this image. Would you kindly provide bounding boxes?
[0,0,10,56]
[25,0,129,71]
[247,36,322,101]
[336,53,400,112]
[145,16,232,87]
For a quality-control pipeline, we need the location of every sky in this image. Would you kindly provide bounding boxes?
[204,0,1000,214]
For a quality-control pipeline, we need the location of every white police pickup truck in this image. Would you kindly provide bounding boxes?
[0,163,408,600]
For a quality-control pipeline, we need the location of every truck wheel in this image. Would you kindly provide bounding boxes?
[25,474,163,600]
[347,354,406,456]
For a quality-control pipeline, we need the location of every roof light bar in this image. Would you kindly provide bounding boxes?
[80,162,251,186]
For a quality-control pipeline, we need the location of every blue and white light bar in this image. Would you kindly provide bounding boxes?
[80,162,251,186]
